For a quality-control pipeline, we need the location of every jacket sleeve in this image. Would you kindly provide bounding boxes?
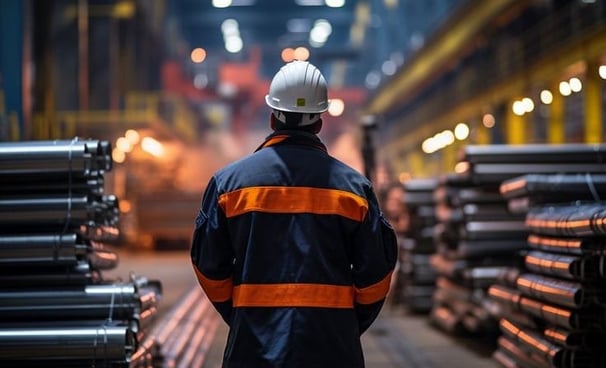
[190,176,235,324]
[351,186,398,334]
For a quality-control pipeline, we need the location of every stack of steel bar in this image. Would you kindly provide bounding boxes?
[429,169,528,336]
[487,171,606,368]
[455,144,606,185]
[0,139,162,367]
[397,178,439,313]
[131,286,220,368]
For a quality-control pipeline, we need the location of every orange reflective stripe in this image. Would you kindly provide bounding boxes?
[192,264,233,302]
[218,186,368,221]
[233,283,354,308]
[355,272,393,305]
[261,135,288,148]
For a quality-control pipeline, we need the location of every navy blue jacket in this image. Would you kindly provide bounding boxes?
[191,130,397,367]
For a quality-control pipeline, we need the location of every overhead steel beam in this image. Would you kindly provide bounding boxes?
[364,0,518,115]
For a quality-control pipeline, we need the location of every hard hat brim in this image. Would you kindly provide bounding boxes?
[265,95,328,114]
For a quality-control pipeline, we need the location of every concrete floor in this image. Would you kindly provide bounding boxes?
[106,249,499,368]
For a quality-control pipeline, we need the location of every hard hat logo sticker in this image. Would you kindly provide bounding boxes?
[296,98,306,107]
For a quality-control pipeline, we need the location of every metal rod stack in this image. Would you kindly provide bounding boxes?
[468,144,606,368]
[429,169,527,337]
[430,143,606,342]
[131,286,220,368]
[488,169,606,368]
[397,178,439,313]
[0,139,162,367]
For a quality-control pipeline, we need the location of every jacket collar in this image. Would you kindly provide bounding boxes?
[255,130,327,153]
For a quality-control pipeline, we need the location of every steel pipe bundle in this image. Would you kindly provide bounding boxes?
[429,144,606,353]
[524,251,606,281]
[500,174,606,203]
[0,177,104,196]
[429,169,529,338]
[0,260,100,288]
[543,326,606,349]
[516,273,602,309]
[484,163,606,367]
[498,318,605,368]
[441,239,528,259]
[0,324,135,366]
[457,144,606,185]
[527,234,606,255]
[132,287,221,368]
[501,174,606,215]
[0,139,164,366]
[0,195,119,229]
[461,144,606,165]
[525,203,606,238]
[0,283,157,321]
[0,139,111,176]
[0,277,161,365]
[395,178,438,312]
[0,233,86,266]
[494,336,546,368]
[460,221,528,240]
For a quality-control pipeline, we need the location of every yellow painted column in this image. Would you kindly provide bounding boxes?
[548,81,565,143]
[584,60,603,143]
[407,150,425,177]
[505,99,527,144]
[442,143,456,173]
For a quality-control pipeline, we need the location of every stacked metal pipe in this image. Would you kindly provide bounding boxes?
[131,286,221,368]
[0,139,162,367]
[488,171,606,368]
[430,143,606,341]
[429,170,527,336]
[398,178,439,313]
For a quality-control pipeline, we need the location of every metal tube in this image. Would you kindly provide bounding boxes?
[0,261,99,287]
[461,221,528,241]
[0,284,148,320]
[462,143,606,164]
[453,239,528,259]
[526,234,606,256]
[429,306,463,334]
[516,273,587,308]
[524,251,579,280]
[495,336,548,368]
[498,318,559,366]
[487,285,522,311]
[0,325,135,361]
[543,326,606,349]
[88,248,119,270]
[0,178,103,195]
[0,139,112,175]
[500,173,606,201]
[526,204,606,237]
[0,195,90,225]
[518,296,600,330]
[0,233,87,266]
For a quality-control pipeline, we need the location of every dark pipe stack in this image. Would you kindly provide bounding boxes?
[398,178,439,313]
[430,144,606,341]
[0,139,162,367]
[134,286,220,368]
[428,145,536,337]
[489,171,606,368]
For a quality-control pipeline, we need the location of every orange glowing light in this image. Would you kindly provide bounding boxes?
[191,48,207,63]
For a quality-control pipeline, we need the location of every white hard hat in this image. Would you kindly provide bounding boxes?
[265,60,329,119]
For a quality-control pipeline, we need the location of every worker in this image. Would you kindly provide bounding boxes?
[190,60,397,367]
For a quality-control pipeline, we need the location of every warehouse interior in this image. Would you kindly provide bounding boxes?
[1,0,606,366]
